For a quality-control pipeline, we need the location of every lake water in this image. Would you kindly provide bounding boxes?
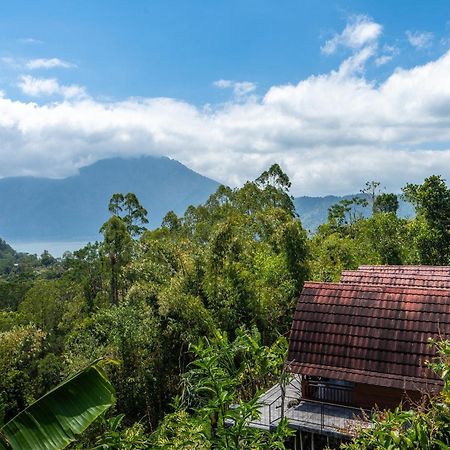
[10,240,94,257]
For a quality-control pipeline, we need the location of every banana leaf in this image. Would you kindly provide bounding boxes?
[0,363,115,450]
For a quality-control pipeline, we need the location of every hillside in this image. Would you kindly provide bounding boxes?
[0,156,219,241]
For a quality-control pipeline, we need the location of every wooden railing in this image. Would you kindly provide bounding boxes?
[304,381,354,405]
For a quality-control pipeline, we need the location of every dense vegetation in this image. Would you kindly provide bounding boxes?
[0,165,449,448]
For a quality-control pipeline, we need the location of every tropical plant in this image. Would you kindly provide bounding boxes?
[151,328,293,449]
[0,361,115,450]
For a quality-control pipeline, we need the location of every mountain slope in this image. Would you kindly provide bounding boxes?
[0,156,219,241]
[0,156,415,242]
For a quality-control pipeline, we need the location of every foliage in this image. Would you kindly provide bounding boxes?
[100,216,132,305]
[149,409,210,449]
[108,193,149,237]
[64,302,161,428]
[327,197,368,228]
[91,414,150,450]
[1,167,450,448]
[0,240,39,275]
[151,328,293,449]
[0,325,46,419]
[373,193,399,214]
[360,181,381,214]
[402,175,450,264]
[0,362,115,450]
[64,242,105,312]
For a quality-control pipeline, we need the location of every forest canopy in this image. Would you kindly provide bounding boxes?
[0,165,449,449]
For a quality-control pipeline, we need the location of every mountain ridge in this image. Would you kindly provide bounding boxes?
[0,156,414,242]
[0,156,219,241]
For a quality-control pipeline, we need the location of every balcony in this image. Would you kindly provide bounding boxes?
[245,376,371,439]
[303,379,354,406]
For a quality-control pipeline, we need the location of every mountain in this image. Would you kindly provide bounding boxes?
[0,156,415,243]
[0,156,219,241]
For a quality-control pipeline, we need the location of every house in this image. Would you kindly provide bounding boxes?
[250,265,450,449]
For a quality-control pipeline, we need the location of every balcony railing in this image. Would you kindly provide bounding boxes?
[242,378,370,437]
[303,381,354,406]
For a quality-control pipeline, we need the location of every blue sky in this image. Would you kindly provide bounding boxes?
[0,1,450,195]
[1,0,449,103]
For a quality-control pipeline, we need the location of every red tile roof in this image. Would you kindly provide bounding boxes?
[341,270,450,289]
[287,280,450,391]
[358,265,450,275]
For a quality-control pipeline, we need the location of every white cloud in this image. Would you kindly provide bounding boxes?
[18,37,43,44]
[213,79,257,97]
[1,57,76,71]
[406,31,434,49]
[25,58,76,70]
[17,75,86,99]
[375,45,399,66]
[322,15,382,55]
[0,22,450,196]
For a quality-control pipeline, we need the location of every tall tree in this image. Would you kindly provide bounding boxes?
[108,193,149,237]
[100,216,132,305]
[361,180,381,215]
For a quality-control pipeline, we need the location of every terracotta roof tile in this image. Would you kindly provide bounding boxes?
[287,279,450,391]
[341,270,450,289]
[358,265,450,275]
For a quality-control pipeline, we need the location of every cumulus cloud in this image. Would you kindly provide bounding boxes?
[321,15,382,55]
[25,58,76,70]
[213,79,257,97]
[406,30,434,49]
[0,20,450,196]
[17,75,86,98]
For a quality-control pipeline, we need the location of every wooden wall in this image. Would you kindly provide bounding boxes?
[353,383,421,410]
[301,377,422,410]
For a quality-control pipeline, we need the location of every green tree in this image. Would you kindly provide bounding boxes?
[108,193,148,237]
[403,175,450,264]
[100,216,132,305]
[151,328,292,449]
[40,250,56,267]
[373,193,399,214]
[360,181,381,215]
[327,197,368,228]
[355,213,408,265]
[310,233,359,281]
[65,242,105,312]
[18,280,64,334]
[64,302,161,429]
[0,325,46,419]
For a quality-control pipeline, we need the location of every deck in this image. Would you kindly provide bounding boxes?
[247,377,371,438]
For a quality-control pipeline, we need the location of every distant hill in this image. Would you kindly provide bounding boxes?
[0,156,415,243]
[294,194,415,233]
[0,156,219,241]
